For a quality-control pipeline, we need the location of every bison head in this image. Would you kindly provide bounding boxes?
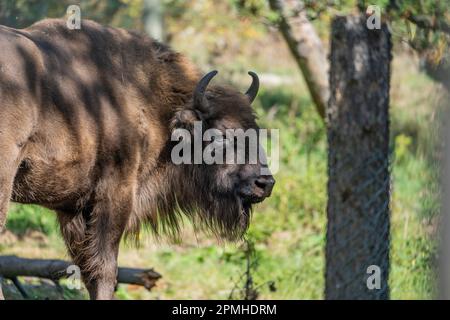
[165,70,275,240]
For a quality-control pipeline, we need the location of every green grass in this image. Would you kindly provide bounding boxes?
[6,204,57,237]
[1,54,442,300]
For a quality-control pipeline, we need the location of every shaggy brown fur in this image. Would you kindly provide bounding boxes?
[0,19,274,299]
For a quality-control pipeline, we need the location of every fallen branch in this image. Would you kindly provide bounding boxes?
[0,255,161,291]
[11,276,29,299]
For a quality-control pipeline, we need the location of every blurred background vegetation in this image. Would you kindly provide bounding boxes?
[0,0,448,299]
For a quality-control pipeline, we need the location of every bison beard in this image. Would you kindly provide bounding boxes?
[127,163,254,241]
[0,19,274,299]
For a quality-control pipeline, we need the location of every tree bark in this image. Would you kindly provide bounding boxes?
[326,15,391,299]
[0,255,161,291]
[268,0,329,121]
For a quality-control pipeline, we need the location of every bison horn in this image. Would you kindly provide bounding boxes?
[194,70,218,110]
[245,71,259,103]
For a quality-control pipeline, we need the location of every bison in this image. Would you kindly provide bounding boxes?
[0,19,275,299]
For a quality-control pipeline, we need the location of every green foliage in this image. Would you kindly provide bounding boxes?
[395,134,413,163]
[0,0,52,27]
[6,205,57,236]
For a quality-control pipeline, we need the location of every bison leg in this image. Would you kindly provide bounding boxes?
[58,186,133,300]
[0,143,25,300]
[0,103,34,231]
[0,143,22,232]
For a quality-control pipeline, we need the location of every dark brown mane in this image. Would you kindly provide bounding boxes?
[127,157,252,243]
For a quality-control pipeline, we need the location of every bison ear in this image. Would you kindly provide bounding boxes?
[172,70,218,130]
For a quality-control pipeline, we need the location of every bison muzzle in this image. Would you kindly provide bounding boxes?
[0,19,275,299]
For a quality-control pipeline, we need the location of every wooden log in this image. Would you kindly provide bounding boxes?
[0,255,161,290]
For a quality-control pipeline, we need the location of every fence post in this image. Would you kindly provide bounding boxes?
[325,14,392,299]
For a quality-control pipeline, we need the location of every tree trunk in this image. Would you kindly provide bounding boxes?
[142,0,165,42]
[325,15,391,299]
[268,0,329,121]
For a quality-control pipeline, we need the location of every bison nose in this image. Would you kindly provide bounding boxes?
[238,175,275,203]
[254,175,275,197]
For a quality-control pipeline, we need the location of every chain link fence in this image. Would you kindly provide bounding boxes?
[325,15,391,299]
[326,151,391,299]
